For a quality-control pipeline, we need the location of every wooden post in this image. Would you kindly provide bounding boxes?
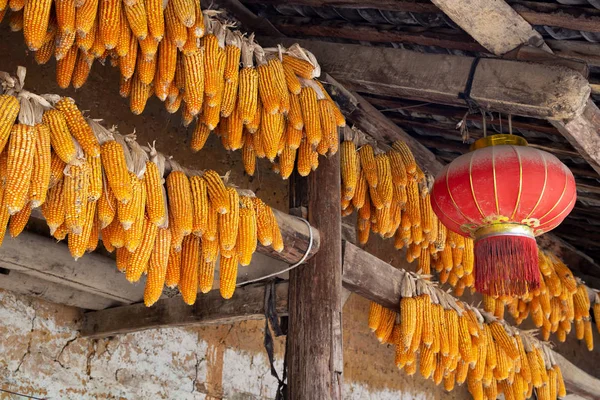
[287,152,343,399]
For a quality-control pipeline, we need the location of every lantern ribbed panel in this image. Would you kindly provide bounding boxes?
[431,145,576,238]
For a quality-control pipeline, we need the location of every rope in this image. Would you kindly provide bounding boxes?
[237,217,314,287]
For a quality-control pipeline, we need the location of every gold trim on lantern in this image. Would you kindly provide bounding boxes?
[475,223,535,241]
[470,134,528,151]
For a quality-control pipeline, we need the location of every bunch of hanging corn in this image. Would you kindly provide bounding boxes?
[0,77,283,306]
[369,272,567,400]
[480,252,594,350]
[10,2,344,177]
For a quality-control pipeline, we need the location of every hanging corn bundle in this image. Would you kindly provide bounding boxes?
[369,269,567,400]
[0,68,284,306]
[340,125,597,350]
[8,3,345,177]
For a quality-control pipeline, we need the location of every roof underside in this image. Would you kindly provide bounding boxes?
[240,0,600,278]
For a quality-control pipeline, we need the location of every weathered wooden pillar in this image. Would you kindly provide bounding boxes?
[287,151,343,399]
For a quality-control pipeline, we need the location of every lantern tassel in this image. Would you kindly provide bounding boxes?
[474,234,540,297]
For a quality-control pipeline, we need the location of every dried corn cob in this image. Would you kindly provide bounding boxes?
[179,234,200,304]
[9,202,31,238]
[55,98,100,157]
[166,170,193,236]
[63,161,90,234]
[23,0,53,50]
[98,0,121,49]
[203,170,229,215]
[124,0,147,40]
[144,227,171,306]
[100,140,132,203]
[183,48,204,115]
[5,125,36,215]
[282,55,314,79]
[28,124,52,208]
[67,200,96,259]
[198,257,216,293]
[299,86,321,146]
[56,0,76,35]
[75,0,98,37]
[220,252,239,299]
[125,217,158,282]
[42,179,65,235]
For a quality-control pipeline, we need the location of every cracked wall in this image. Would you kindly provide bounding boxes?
[0,288,470,400]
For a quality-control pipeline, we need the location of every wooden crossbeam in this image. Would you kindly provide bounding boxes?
[82,282,288,338]
[430,0,600,176]
[245,0,600,35]
[258,37,590,122]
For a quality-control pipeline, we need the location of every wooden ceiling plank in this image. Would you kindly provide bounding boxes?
[81,282,289,338]
[431,0,600,175]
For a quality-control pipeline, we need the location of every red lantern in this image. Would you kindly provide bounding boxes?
[431,135,576,296]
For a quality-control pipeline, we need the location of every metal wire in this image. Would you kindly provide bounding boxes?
[237,217,314,287]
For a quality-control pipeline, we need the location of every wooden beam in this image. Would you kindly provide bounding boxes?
[246,0,600,36]
[340,240,600,399]
[430,0,600,179]
[550,100,600,176]
[0,269,125,310]
[546,40,600,69]
[323,75,444,176]
[267,17,488,53]
[0,231,146,304]
[288,151,343,399]
[214,0,283,36]
[258,37,590,121]
[81,282,288,338]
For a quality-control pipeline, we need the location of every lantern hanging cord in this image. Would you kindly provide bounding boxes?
[459,57,483,115]
[236,217,314,287]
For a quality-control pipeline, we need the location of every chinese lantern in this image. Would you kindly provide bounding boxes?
[431,135,576,296]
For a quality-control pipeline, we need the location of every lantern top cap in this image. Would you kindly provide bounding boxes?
[470,134,529,151]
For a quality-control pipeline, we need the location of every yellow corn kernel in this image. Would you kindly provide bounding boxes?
[24,124,50,209]
[124,0,147,40]
[157,35,178,89]
[145,0,164,40]
[182,48,204,116]
[67,200,96,260]
[218,187,240,253]
[198,256,216,293]
[489,322,519,360]
[23,0,52,50]
[42,179,65,235]
[166,170,193,236]
[260,107,285,162]
[100,140,132,204]
[375,307,396,344]
[299,86,321,146]
[256,61,279,115]
[5,125,36,215]
[86,153,102,202]
[75,0,98,37]
[114,246,130,272]
[123,218,157,282]
[9,202,31,238]
[242,133,256,176]
[282,54,314,79]
[144,227,171,306]
[164,245,182,288]
[63,161,90,234]
[238,67,259,124]
[118,172,145,230]
[269,58,290,113]
[97,177,115,229]
[368,302,383,331]
[185,176,207,237]
[144,161,166,226]
[35,32,56,64]
[392,140,417,177]
[55,0,76,36]
[178,234,200,304]
[282,62,301,95]
[399,296,417,349]
[98,0,121,50]
[220,252,239,299]
[202,170,230,215]
[55,98,100,157]
[71,50,94,89]
[55,44,77,89]
[235,196,258,266]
